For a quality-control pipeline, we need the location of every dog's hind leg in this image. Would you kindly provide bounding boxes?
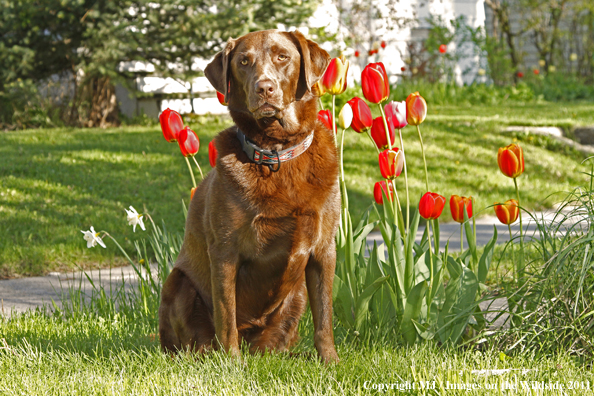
[159,268,215,353]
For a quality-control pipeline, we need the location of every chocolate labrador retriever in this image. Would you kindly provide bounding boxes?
[158,29,340,363]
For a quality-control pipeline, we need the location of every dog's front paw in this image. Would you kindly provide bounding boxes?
[319,348,340,365]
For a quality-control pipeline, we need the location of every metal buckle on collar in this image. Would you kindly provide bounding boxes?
[267,151,281,172]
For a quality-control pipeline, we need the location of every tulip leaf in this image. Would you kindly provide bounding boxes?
[354,275,389,331]
[401,280,428,345]
[463,210,478,270]
[405,209,421,294]
[332,275,354,328]
[478,225,498,284]
[433,219,440,254]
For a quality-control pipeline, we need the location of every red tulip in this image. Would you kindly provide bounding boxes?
[320,55,349,95]
[374,181,394,205]
[405,92,427,126]
[361,62,390,104]
[347,97,373,134]
[439,44,447,54]
[450,195,473,224]
[216,91,227,106]
[318,109,333,131]
[191,187,197,200]
[178,126,200,157]
[159,108,184,142]
[517,71,524,78]
[533,69,540,75]
[497,143,524,178]
[208,140,217,167]
[370,116,395,150]
[354,50,360,58]
[494,199,519,225]
[384,101,407,129]
[380,41,386,49]
[419,192,446,220]
[378,148,404,179]
[401,67,406,72]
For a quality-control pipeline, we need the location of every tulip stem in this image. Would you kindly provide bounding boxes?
[390,180,405,239]
[366,130,381,155]
[339,127,349,228]
[378,104,392,150]
[185,157,197,188]
[508,224,515,282]
[416,125,430,192]
[191,156,204,180]
[514,177,524,281]
[398,128,410,234]
[426,218,435,317]
[460,224,464,252]
[318,97,324,110]
[332,95,337,148]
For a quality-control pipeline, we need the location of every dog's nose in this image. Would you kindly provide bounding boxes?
[255,80,275,97]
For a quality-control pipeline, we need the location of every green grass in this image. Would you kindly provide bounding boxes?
[1,103,591,277]
[1,306,593,395]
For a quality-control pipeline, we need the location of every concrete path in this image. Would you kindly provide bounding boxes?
[0,207,587,318]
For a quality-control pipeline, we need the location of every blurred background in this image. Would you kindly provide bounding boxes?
[1,0,593,130]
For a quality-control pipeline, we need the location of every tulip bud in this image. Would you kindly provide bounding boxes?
[208,140,218,168]
[320,55,349,95]
[494,199,519,225]
[347,97,373,134]
[419,192,446,220]
[361,62,390,104]
[159,108,184,142]
[439,44,447,54]
[378,148,404,180]
[539,59,546,67]
[497,143,524,178]
[338,103,353,129]
[384,101,407,129]
[533,69,540,75]
[450,195,473,224]
[380,41,386,49]
[216,91,228,106]
[373,181,394,205]
[370,116,395,150]
[405,92,427,126]
[517,71,524,78]
[178,126,200,157]
[354,50,360,58]
[317,109,333,132]
[401,67,406,72]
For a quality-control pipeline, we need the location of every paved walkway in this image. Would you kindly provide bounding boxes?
[0,207,587,318]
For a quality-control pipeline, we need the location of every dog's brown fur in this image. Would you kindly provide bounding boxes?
[158,30,340,363]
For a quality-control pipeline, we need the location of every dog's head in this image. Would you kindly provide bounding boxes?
[205,30,330,121]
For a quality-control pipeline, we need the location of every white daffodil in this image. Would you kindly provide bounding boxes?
[125,206,145,232]
[81,226,106,248]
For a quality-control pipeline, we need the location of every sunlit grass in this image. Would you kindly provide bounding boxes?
[0,103,591,277]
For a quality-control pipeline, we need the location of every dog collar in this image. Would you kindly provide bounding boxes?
[236,128,314,172]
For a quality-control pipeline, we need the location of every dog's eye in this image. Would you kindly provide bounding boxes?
[240,59,249,66]
[278,54,288,61]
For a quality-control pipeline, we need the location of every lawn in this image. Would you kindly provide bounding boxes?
[0,103,591,278]
[1,302,593,395]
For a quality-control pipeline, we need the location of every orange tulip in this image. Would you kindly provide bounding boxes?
[405,92,427,126]
[497,143,524,178]
[494,199,519,225]
[450,195,473,223]
[320,55,349,95]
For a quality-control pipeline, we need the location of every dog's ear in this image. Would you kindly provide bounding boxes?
[288,30,331,100]
[205,38,237,104]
